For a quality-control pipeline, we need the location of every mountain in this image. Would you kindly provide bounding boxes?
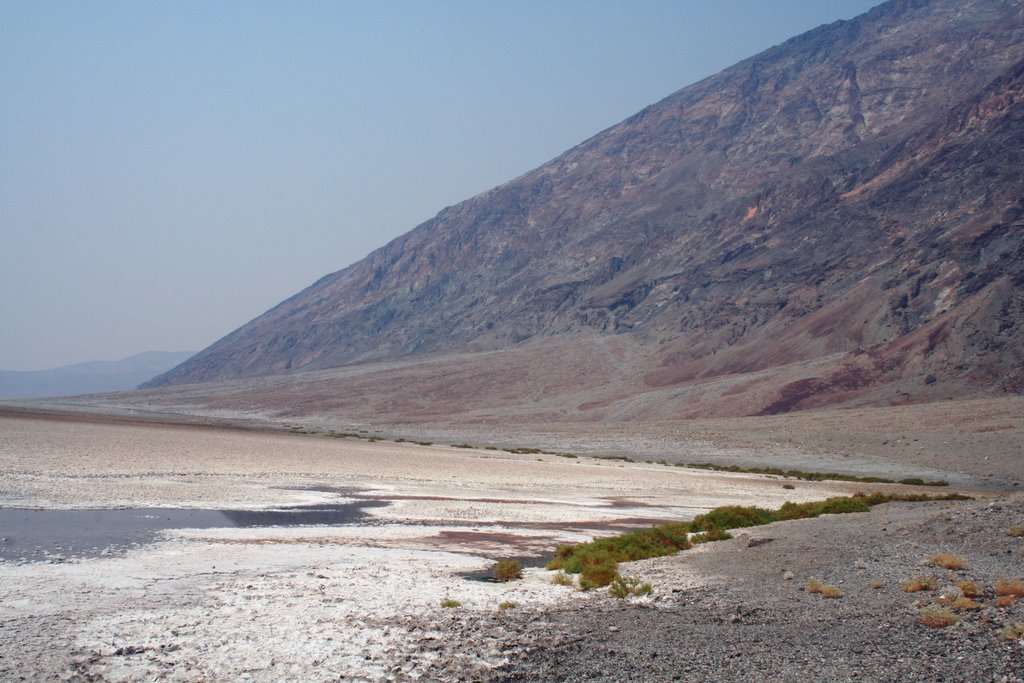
[143,0,1024,418]
[0,352,195,400]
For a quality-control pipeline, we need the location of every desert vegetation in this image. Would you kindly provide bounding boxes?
[807,579,842,598]
[901,576,938,593]
[608,575,652,599]
[918,606,959,628]
[682,463,949,487]
[1000,623,1024,641]
[546,492,969,589]
[929,553,969,570]
[994,578,1024,598]
[492,559,523,582]
[440,599,462,608]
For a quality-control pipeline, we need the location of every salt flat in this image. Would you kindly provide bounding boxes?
[0,412,867,681]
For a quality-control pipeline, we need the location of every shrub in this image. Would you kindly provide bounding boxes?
[918,606,959,628]
[608,575,653,599]
[951,597,981,611]
[820,584,843,599]
[782,483,795,490]
[957,580,983,598]
[551,571,575,587]
[1008,525,1024,538]
[994,578,1024,597]
[870,579,886,590]
[492,559,523,582]
[995,596,1018,608]
[1000,623,1024,641]
[807,578,840,598]
[498,601,518,611]
[691,527,733,544]
[576,551,619,590]
[901,576,937,593]
[440,599,462,608]
[690,505,775,531]
[929,554,969,570]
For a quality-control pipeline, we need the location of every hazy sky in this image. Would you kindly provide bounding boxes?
[1,0,881,371]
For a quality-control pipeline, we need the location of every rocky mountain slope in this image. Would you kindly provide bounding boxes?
[145,0,1024,417]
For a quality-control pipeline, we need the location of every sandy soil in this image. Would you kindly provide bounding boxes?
[0,412,886,682]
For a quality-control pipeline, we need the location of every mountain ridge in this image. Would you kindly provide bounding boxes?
[0,351,194,400]
[143,0,1024,417]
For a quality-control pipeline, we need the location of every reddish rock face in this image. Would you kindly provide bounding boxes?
[145,0,1024,416]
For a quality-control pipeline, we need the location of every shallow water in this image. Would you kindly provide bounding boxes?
[0,500,386,562]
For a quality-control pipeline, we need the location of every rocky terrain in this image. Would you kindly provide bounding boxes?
[435,495,1024,682]
[143,0,1024,420]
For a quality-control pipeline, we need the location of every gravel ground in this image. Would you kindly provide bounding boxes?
[423,496,1024,682]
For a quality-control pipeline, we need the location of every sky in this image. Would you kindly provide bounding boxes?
[0,0,882,371]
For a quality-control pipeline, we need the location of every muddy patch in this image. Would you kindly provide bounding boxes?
[0,500,386,562]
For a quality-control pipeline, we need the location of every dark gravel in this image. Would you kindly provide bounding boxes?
[423,495,1024,682]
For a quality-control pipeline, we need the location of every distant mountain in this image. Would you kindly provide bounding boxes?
[0,352,195,399]
[144,0,1024,417]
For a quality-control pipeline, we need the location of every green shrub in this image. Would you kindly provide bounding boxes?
[691,527,733,544]
[498,601,518,611]
[440,599,462,608]
[608,575,653,599]
[551,570,575,587]
[492,559,523,582]
[690,505,775,531]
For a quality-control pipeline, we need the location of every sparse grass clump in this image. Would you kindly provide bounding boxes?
[918,606,959,628]
[608,575,653,599]
[995,596,1018,608]
[807,579,841,598]
[550,571,575,587]
[870,579,886,590]
[498,601,518,611]
[492,559,523,582]
[994,578,1024,598]
[901,576,938,593]
[951,597,982,611]
[929,554,969,571]
[440,599,462,608]
[1008,525,1024,538]
[957,580,983,598]
[820,584,843,599]
[782,483,795,490]
[1000,623,1024,641]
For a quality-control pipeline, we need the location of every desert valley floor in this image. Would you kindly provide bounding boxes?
[0,405,1022,681]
